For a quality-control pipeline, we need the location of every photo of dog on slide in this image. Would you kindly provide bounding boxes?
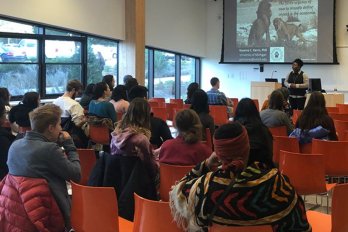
[248,0,272,46]
[273,17,306,45]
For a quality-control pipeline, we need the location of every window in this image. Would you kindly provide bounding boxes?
[0,17,118,99]
[154,51,175,99]
[180,56,196,99]
[145,47,200,100]
[87,37,118,84]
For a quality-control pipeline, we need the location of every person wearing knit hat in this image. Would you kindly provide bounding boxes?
[169,122,311,232]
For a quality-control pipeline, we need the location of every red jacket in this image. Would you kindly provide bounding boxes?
[0,174,65,232]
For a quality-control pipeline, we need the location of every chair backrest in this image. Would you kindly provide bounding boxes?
[332,183,348,232]
[279,151,327,195]
[149,98,165,103]
[170,99,184,109]
[209,105,229,126]
[230,98,239,111]
[148,101,159,108]
[292,109,302,125]
[151,107,167,121]
[133,193,183,232]
[312,139,348,176]
[268,126,287,137]
[166,103,179,121]
[159,163,194,201]
[326,106,339,113]
[329,113,348,121]
[117,112,124,122]
[334,119,348,141]
[299,143,312,154]
[209,224,272,232]
[272,136,300,164]
[77,149,97,185]
[89,124,110,145]
[71,181,120,232]
[337,104,348,114]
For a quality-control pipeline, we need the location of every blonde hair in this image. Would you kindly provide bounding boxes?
[29,104,62,133]
[175,109,202,144]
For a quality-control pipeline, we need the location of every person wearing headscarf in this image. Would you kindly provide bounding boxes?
[169,122,311,232]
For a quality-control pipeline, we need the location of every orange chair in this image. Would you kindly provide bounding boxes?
[209,105,229,126]
[148,101,159,108]
[326,106,339,113]
[89,124,110,145]
[279,151,335,196]
[312,139,348,177]
[292,109,302,125]
[209,224,272,232]
[230,98,239,111]
[272,136,300,164]
[116,112,124,122]
[148,98,165,103]
[337,104,348,114]
[166,103,179,121]
[300,143,312,154]
[151,107,167,121]
[252,99,260,111]
[70,181,133,232]
[328,113,348,121]
[202,127,213,151]
[159,163,194,201]
[268,126,287,136]
[170,99,184,109]
[307,183,348,232]
[77,149,97,185]
[133,193,184,232]
[333,120,348,141]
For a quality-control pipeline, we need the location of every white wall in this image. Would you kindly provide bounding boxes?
[145,0,206,57]
[0,0,125,40]
[202,0,348,102]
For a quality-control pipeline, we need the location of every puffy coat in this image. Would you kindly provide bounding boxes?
[0,174,65,232]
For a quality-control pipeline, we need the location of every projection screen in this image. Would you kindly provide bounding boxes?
[221,0,337,64]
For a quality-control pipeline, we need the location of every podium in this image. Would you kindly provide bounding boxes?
[251,82,282,108]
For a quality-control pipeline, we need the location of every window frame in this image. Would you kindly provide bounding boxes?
[145,46,201,99]
[0,16,119,101]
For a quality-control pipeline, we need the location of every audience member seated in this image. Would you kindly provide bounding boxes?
[169,122,311,232]
[159,109,211,165]
[184,82,199,104]
[79,83,95,110]
[260,90,294,135]
[207,77,229,106]
[6,104,81,230]
[110,84,129,114]
[234,98,274,167]
[102,74,115,91]
[9,92,40,134]
[190,89,215,140]
[0,100,15,180]
[89,98,158,220]
[128,85,172,148]
[291,91,337,143]
[53,80,88,148]
[125,76,139,100]
[0,175,65,232]
[0,87,11,119]
[88,82,116,123]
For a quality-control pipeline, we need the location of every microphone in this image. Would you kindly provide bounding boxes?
[271,70,277,79]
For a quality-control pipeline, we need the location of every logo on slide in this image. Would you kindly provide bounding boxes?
[270,47,284,62]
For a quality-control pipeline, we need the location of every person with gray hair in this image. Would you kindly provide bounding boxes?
[7,104,81,230]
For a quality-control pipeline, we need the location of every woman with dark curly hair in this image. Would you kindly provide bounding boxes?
[184,82,199,104]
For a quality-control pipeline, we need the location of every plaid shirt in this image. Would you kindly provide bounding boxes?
[207,88,227,105]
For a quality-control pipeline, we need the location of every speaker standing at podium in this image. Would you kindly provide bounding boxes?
[284,58,309,110]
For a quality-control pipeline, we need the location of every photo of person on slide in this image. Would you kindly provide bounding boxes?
[237,0,318,62]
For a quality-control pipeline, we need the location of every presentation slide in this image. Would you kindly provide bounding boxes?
[221,0,336,64]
